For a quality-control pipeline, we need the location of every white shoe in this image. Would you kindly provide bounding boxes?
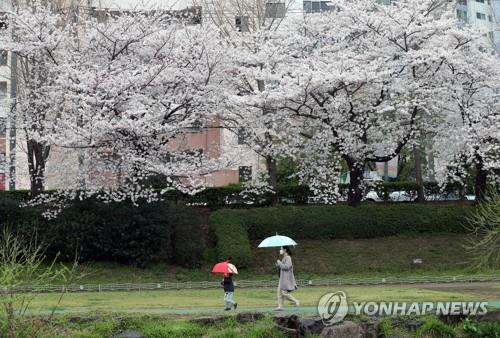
[274,307,284,311]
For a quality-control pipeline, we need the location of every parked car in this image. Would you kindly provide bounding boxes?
[364,190,382,202]
[388,190,415,202]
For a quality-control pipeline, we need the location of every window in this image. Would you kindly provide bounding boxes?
[187,119,203,132]
[0,50,6,66]
[265,2,286,18]
[476,0,484,3]
[238,166,252,183]
[488,31,494,40]
[476,12,486,20]
[0,82,7,99]
[0,12,7,30]
[303,1,334,13]
[457,9,468,22]
[235,16,249,33]
[458,0,467,5]
[0,117,5,135]
[237,128,248,145]
[488,15,493,22]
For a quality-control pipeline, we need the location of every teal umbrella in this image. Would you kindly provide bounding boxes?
[257,233,297,248]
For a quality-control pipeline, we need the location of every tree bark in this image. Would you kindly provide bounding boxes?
[345,157,365,207]
[265,155,278,204]
[474,155,487,203]
[27,139,50,198]
[259,78,279,204]
[413,145,425,203]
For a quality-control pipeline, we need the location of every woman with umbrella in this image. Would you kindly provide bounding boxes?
[276,246,300,310]
[258,234,300,310]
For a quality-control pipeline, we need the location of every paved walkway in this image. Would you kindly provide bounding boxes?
[34,301,500,316]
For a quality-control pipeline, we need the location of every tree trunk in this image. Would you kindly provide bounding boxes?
[413,145,425,203]
[259,77,279,204]
[265,155,278,204]
[27,139,50,198]
[475,156,487,203]
[426,135,436,182]
[346,157,365,207]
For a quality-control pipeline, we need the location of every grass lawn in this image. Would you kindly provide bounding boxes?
[26,315,289,338]
[27,282,500,315]
[64,234,498,285]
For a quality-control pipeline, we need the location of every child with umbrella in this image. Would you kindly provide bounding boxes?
[212,257,238,310]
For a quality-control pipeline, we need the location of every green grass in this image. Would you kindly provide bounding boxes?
[250,234,479,275]
[26,283,499,315]
[4,315,287,338]
[61,234,498,285]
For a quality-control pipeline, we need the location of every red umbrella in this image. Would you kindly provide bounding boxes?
[211,261,238,274]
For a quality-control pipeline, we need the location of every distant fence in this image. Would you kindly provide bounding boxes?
[2,274,498,294]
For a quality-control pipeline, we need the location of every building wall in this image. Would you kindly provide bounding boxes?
[492,0,500,49]
[0,23,10,190]
[167,116,265,187]
[457,0,499,46]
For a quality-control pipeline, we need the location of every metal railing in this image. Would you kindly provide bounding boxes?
[1,274,498,294]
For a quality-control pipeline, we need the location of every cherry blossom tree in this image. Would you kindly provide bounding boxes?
[1,1,71,197]
[433,31,500,202]
[51,10,226,191]
[4,2,228,213]
[198,0,298,196]
[243,0,486,206]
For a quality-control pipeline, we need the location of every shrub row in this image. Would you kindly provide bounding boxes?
[209,204,472,267]
[210,210,252,267]
[0,195,205,267]
[0,181,472,209]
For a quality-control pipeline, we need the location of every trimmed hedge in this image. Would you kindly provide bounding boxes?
[172,206,205,267]
[209,204,472,267]
[0,195,204,267]
[244,204,471,239]
[0,181,471,209]
[210,210,252,268]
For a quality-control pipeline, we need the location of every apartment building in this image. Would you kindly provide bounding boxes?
[456,0,499,49]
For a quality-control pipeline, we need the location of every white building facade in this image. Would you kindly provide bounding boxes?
[0,8,14,190]
[456,0,499,49]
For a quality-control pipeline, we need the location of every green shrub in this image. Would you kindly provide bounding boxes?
[463,318,500,338]
[416,317,456,338]
[211,210,251,268]
[465,191,500,268]
[245,317,285,338]
[211,204,470,242]
[140,320,205,338]
[1,194,206,267]
[173,206,205,268]
[378,318,394,337]
[42,200,176,267]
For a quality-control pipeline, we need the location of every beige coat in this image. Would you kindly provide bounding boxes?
[277,255,297,291]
